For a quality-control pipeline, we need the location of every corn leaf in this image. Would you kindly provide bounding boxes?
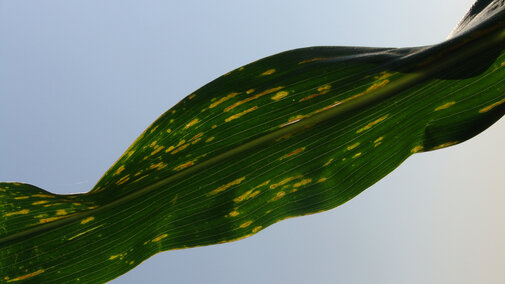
[2,0,505,282]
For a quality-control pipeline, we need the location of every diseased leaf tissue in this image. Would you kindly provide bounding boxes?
[1,0,505,282]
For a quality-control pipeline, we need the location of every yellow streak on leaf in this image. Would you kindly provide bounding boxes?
[411,145,424,153]
[432,141,459,150]
[239,220,253,228]
[323,159,334,166]
[299,84,331,102]
[225,106,258,122]
[67,225,102,241]
[166,128,172,134]
[346,142,360,151]
[352,152,362,159]
[279,147,305,160]
[318,177,328,183]
[246,89,255,94]
[270,175,303,189]
[6,269,45,282]
[32,200,48,205]
[270,191,286,201]
[434,101,456,111]
[356,114,389,133]
[114,165,125,176]
[298,57,328,64]
[165,145,175,153]
[150,145,165,156]
[184,118,199,129]
[252,226,262,233]
[152,234,168,242]
[14,196,29,200]
[56,209,68,216]
[293,178,312,188]
[224,86,283,112]
[228,210,240,217]
[210,92,241,108]
[205,137,215,143]
[116,175,130,185]
[479,98,505,113]
[5,209,29,217]
[173,161,195,171]
[32,194,54,198]
[271,91,289,101]
[39,216,66,224]
[171,144,189,155]
[207,177,246,196]
[81,216,95,225]
[189,132,204,142]
[261,68,276,76]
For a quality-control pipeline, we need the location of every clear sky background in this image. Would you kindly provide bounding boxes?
[1,0,505,283]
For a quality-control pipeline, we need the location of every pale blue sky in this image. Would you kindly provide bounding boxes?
[2,0,505,283]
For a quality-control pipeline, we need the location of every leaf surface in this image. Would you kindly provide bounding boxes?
[2,0,505,282]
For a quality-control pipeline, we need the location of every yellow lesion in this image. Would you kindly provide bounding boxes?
[479,98,505,113]
[269,175,302,189]
[150,145,165,156]
[39,216,67,224]
[114,165,125,176]
[356,114,389,133]
[411,145,424,153]
[432,141,459,150]
[352,152,362,159]
[323,158,334,166]
[81,216,94,225]
[234,189,261,203]
[32,200,49,205]
[173,161,195,171]
[293,178,312,188]
[270,191,286,201]
[317,177,328,183]
[298,57,328,64]
[299,84,331,102]
[271,91,289,101]
[346,142,360,151]
[6,269,45,282]
[225,106,258,122]
[67,225,103,241]
[32,194,54,198]
[210,92,241,108]
[152,234,168,242]
[224,86,283,112]
[171,144,189,154]
[279,147,305,160]
[434,101,456,111]
[14,196,29,200]
[5,209,30,217]
[341,79,391,104]
[116,175,130,185]
[239,220,253,228]
[260,68,276,76]
[56,209,68,216]
[207,177,246,196]
[252,226,262,233]
[109,252,127,260]
[184,118,199,129]
[246,89,255,94]
[205,137,215,143]
[228,210,240,217]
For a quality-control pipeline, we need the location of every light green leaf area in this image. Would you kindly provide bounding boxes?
[2,0,505,282]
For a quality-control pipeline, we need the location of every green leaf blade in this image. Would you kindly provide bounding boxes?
[2,1,505,282]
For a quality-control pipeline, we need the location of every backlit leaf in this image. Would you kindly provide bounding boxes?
[2,0,505,282]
